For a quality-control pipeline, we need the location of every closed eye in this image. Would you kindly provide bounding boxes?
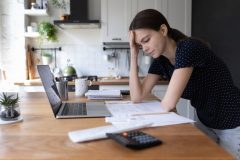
[141,37,150,44]
[135,42,142,48]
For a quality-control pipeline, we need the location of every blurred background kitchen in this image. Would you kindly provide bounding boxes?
[1,0,240,87]
[0,0,156,81]
[0,0,192,81]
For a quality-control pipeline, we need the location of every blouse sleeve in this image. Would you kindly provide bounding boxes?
[148,55,174,80]
[148,56,165,75]
[175,39,208,69]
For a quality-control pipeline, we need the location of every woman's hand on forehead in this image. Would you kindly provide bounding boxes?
[129,31,140,55]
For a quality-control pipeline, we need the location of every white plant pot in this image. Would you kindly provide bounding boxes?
[42,56,52,65]
[0,104,20,121]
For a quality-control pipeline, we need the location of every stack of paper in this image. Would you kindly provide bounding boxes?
[105,101,195,127]
[68,100,195,143]
[85,90,122,100]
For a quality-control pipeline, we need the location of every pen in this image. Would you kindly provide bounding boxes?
[131,112,170,116]
[105,101,131,104]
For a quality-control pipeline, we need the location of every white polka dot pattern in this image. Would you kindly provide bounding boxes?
[148,38,240,129]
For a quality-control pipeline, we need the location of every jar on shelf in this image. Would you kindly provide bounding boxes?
[31,2,38,10]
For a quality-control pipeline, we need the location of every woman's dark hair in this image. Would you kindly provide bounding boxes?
[129,9,187,42]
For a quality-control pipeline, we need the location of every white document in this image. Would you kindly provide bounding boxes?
[68,101,194,143]
[105,100,165,117]
[85,90,121,97]
[68,122,152,143]
[129,112,194,127]
[105,100,166,124]
[105,101,194,127]
[85,90,122,99]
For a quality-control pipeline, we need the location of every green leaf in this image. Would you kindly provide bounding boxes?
[0,93,19,107]
[38,21,58,42]
[50,0,67,10]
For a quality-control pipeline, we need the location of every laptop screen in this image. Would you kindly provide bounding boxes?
[37,65,62,116]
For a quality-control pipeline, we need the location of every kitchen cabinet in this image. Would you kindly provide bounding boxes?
[101,0,132,42]
[164,0,192,36]
[101,0,161,43]
[101,0,191,43]
[131,0,166,18]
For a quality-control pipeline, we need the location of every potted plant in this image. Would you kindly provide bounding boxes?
[38,21,58,43]
[41,52,53,65]
[0,92,20,121]
[37,21,58,65]
[50,0,70,20]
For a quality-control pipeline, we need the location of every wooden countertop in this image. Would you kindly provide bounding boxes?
[94,77,168,85]
[0,92,233,160]
[14,78,169,86]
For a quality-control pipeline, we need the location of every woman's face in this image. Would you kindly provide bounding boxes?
[134,26,167,58]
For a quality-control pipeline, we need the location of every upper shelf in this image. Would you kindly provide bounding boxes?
[24,9,48,16]
[53,20,100,29]
[24,32,40,38]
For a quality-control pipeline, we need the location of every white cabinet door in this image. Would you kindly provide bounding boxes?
[101,0,191,43]
[101,0,132,42]
[131,0,165,17]
[133,0,192,36]
[163,0,192,35]
[101,0,164,43]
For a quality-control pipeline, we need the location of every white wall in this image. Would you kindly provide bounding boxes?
[33,28,150,77]
[0,0,2,67]
[0,0,25,81]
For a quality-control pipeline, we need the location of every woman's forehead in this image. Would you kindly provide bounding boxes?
[135,29,153,42]
[135,28,151,34]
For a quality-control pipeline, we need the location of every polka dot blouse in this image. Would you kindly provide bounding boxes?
[148,38,240,129]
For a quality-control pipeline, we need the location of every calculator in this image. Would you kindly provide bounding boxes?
[106,130,162,149]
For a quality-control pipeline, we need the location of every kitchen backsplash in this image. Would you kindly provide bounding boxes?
[33,28,151,78]
[0,0,150,81]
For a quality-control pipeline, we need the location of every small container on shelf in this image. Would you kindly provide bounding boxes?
[31,2,38,10]
[24,0,48,16]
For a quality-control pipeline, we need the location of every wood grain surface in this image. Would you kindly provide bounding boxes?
[14,77,169,86]
[0,92,233,160]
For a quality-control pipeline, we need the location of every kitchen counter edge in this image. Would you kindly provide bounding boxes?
[14,78,169,86]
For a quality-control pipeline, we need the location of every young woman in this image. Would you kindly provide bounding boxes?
[129,9,240,159]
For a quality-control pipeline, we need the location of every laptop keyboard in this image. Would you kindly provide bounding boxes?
[62,103,87,115]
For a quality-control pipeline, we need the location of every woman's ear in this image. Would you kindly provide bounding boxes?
[160,24,168,36]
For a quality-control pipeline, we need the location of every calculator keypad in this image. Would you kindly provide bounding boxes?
[107,130,162,149]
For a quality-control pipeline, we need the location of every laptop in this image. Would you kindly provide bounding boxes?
[37,65,112,118]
